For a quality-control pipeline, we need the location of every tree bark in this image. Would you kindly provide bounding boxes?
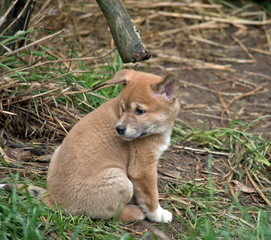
[96,0,151,63]
[0,0,36,55]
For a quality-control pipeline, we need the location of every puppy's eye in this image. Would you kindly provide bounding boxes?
[135,107,146,115]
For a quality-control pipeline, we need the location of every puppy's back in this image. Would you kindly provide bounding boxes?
[47,97,129,206]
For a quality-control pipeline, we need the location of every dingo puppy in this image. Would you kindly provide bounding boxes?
[1,69,180,223]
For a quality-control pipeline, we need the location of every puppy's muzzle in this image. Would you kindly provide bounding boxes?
[116,125,126,135]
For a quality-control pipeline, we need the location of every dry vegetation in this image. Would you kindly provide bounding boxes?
[1,0,271,138]
[1,0,271,239]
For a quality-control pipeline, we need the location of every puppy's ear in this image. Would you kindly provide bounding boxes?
[91,69,135,91]
[152,72,180,101]
[106,69,135,86]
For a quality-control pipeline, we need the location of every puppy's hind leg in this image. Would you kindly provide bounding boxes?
[112,176,145,221]
[117,204,145,222]
[84,168,144,221]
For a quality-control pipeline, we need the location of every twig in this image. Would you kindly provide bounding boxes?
[246,170,271,207]
[119,226,148,237]
[225,214,255,228]
[264,26,271,51]
[221,86,263,124]
[157,11,271,26]
[159,21,229,36]
[195,156,201,180]
[215,58,255,63]
[226,170,239,202]
[0,0,19,28]
[0,48,116,77]
[8,87,62,105]
[0,166,45,176]
[126,1,222,9]
[232,35,255,60]
[173,145,231,156]
[183,104,207,109]
[2,29,64,57]
[0,110,17,116]
[179,79,242,96]
[157,53,235,72]
[188,112,231,122]
[189,35,228,48]
[53,115,68,135]
[249,47,271,56]
[0,0,32,37]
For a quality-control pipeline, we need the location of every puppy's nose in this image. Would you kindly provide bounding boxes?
[116,125,126,135]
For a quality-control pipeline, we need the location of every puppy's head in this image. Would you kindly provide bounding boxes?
[111,70,180,140]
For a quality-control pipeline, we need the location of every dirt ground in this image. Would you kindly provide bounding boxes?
[1,0,271,239]
[26,0,271,136]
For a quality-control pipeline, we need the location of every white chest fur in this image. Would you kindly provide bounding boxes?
[157,135,171,158]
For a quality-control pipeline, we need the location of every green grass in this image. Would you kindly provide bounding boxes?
[0,179,127,240]
[164,155,271,239]
[170,115,271,239]
[1,158,270,239]
[173,115,271,171]
[1,31,271,239]
[0,29,124,113]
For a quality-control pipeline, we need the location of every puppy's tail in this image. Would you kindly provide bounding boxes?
[0,183,52,206]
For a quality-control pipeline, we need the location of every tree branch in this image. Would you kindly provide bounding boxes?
[96,0,151,63]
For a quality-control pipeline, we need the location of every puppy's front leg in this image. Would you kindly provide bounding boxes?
[128,163,172,223]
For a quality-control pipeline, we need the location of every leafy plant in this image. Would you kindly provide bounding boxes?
[173,116,271,173]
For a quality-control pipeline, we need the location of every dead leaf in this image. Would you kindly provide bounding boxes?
[232,180,255,193]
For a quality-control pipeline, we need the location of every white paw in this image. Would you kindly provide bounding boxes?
[147,205,172,223]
